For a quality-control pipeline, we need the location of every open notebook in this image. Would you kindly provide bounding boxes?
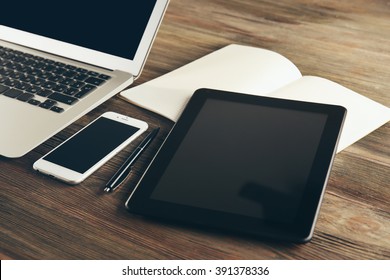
[120,44,390,152]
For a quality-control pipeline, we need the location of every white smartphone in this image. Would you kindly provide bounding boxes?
[33,112,148,184]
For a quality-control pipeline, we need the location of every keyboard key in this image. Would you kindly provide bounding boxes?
[6,61,18,70]
[65,65,77,70]
[0,68,12,76]
[53,84,67,92]
[41,64,55,71]
[26,85,41,94]
[48,75,64,83]
[14,81,31,91]
[4,78,18,87]
[0,75,7,84]
[52,67,66,75]
[63,87,78,96]
[39,99,57,109]
[26,68,43,76]
[82,84,96,91]
[74,73,88,81]
[37,89,53,97]
[3,88,23,98]
[59,78,75,86]
[76,67,88,74]
[37,71,53,80]
[42,81,57,90]
[16,92,34,102]
[87,71,99,76]
[23,58,34,66]
[63,70,77,78]
[98,74,111,80]
[30,78,45,86]
[0,84,9,93]
[48,92,78,105]
[54,61,66,67]
[85,76,105,86]
[19,74,34,83]
[50,106,64,113]
[30,61,45,69]
[43,58,56,65]
[9,71,24,79]
[70,81,85,89]
[74,84,96,98]
[28,99,41,106]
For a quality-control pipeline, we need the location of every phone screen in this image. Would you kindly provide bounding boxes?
[44,117,140,173]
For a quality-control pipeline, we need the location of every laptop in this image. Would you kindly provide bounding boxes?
[0,0,169,158]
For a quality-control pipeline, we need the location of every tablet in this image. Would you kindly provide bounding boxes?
[125,88,346,242]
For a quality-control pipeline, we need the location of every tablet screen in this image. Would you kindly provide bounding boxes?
[126,89,345,242]
[150,98,327,224]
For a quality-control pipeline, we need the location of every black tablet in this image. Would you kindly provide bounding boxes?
[125,89,346,242]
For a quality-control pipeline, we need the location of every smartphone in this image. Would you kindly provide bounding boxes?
[33,112,148,184]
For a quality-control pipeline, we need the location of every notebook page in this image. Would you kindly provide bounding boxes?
[120,44,302,121]
[268,76,390,152]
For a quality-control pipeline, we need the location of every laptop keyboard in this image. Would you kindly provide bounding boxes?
[0,45,111,113]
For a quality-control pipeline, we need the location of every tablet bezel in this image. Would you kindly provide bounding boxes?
[126,88,346,242]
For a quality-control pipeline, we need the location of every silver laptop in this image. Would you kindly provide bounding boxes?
[0,0,169,158]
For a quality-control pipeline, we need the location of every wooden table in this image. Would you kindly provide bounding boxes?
[1,0,389,259]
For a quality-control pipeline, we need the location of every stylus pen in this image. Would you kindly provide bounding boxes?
[104,127,160,193]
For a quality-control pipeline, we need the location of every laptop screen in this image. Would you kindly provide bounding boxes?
[1,1,157,60]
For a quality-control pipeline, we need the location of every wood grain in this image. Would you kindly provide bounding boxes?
[1,0,389,259]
